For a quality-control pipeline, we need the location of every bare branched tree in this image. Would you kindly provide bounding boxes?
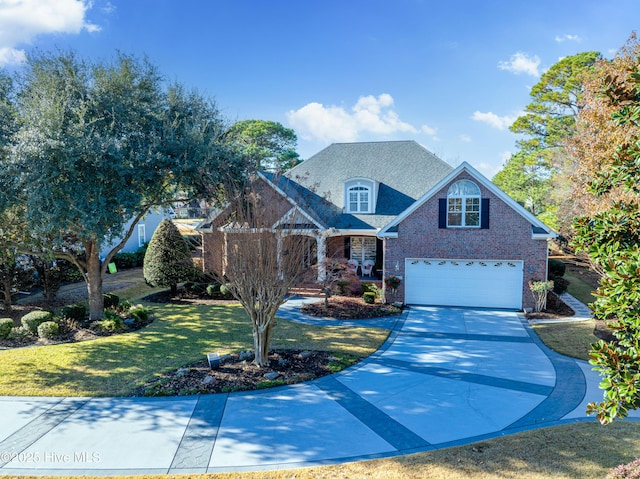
[212,177,315,366]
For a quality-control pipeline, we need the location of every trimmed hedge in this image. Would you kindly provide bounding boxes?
[37,321,59,339]
[0,318,13,339]
[61,304,87,321]
[363,292,376,304]
[21,310,54,335]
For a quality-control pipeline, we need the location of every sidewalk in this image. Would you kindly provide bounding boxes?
[528,292,593,324]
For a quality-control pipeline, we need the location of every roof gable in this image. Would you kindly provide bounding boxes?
[378,161,556,238]
[286,141,453,213]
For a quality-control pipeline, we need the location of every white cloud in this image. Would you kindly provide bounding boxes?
[471,111,518,130]
[0,0,97,66]
[421,124,438,140]
[498,52,541,77]
[555,34,581,43]
[459,134,472,143]
[0,47,26,65]
[287,93,420,143]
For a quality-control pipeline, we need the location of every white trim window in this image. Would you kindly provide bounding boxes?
[348,185,370,213]
[138,224,146,247]
[447,180,481,227]
[345,178,376,214]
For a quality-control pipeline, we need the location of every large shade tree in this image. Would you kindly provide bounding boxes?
[2,51,241,320]
[570,34,640,424]
[494,51,600,232]
[226,119,301,172]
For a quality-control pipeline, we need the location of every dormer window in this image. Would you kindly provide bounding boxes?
[345,178,376,214]
[447,180,481,227]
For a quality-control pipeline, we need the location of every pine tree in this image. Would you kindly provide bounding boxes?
[143,219,194,295]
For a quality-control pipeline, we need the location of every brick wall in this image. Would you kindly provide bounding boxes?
[201,178,294,276]
[384,172,548,310]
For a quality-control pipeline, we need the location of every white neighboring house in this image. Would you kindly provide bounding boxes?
[100,208,174,259]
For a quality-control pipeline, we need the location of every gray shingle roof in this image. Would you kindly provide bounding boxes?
[275,141,453,230]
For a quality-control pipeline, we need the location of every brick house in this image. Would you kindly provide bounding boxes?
[199,141,555,311]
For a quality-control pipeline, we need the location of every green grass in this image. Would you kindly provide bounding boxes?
[532,319,597,361]
[532,269,599,361]
[564,269,598,306]
[0,302,388,396]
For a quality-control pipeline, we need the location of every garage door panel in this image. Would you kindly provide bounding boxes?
[405,259,523,309]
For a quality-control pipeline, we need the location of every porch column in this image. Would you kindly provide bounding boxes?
[316,234,326,281]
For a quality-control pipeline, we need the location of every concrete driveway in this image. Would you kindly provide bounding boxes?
[0,306,621,476]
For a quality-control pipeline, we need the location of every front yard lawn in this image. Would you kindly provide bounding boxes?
[0,302,388,397]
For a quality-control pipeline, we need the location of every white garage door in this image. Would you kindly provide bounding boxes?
[405,259,523,309]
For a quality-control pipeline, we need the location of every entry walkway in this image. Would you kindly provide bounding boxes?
[0,305,635,476]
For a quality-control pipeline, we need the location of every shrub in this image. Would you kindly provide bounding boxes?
[133,244,147,267]
[188,282,207,295]
[362,282,381,297]
[112,252,137,270]
[94,310,124,333]
[21,310,54,335]
[206,283,220,297]
[103,293,120,309]
[548,258,566,278]
[37,321,59,339]
[0,318,14,339]
[143,219,195,295]
[219,283,234,299]
[607,458,640,479]
[553,276,570,295]
[61,304,87,321]
[363,292,376,304]
[129,304,150,323]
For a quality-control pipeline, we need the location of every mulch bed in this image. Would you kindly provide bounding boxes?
[301,296,402,319]
[524,292,576,320]
[133,350,349,397]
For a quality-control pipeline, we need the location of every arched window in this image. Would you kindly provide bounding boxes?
[447,180,481,227]
[344,178,376,213]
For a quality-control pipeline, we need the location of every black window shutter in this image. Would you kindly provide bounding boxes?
[438,199,447,229]
[481,198,490,229]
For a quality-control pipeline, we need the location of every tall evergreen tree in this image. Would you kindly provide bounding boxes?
[143,219,194,295]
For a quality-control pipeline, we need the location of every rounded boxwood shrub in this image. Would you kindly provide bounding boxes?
[61,303,87,321]
[363,292,376,304]
[219,283,234,300]
[21,310,54,335]
[37,321,59,339]
[0,318,14,339]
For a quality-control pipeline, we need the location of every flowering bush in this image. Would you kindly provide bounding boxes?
[385,275,401,292]
[529,280,554,312]
[606,458,640,479]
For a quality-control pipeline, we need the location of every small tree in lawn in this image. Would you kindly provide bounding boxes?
[144,219,195,295]
[317,256,349,308]
[212,178,312,367]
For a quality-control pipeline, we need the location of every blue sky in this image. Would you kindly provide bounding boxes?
[1,0,638,178]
